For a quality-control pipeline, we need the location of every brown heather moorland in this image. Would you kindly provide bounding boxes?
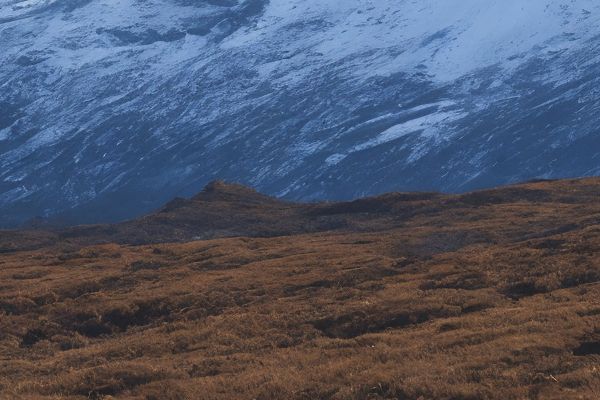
[1,178,600,399]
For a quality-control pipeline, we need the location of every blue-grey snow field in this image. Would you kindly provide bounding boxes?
[1,0,600,226]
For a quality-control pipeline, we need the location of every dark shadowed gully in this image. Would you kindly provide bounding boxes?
[1,178,600,399]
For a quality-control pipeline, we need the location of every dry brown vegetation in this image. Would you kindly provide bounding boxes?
[1,178,600,399]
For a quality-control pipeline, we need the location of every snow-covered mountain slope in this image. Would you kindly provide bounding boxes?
[1,0,600,225]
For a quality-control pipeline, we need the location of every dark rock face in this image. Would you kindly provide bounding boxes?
[0,0,599,226]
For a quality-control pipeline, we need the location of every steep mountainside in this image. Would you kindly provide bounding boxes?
[1,0,600,225]
[1,178,600,399]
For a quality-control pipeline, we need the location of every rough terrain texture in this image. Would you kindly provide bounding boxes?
[2,0,600,225]
[1,178,600,399]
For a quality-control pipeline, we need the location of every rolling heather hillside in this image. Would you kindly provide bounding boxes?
[1,178,600,399]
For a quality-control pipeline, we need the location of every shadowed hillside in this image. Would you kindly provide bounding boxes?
[3,0,600,227]
[1,178,600,399]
